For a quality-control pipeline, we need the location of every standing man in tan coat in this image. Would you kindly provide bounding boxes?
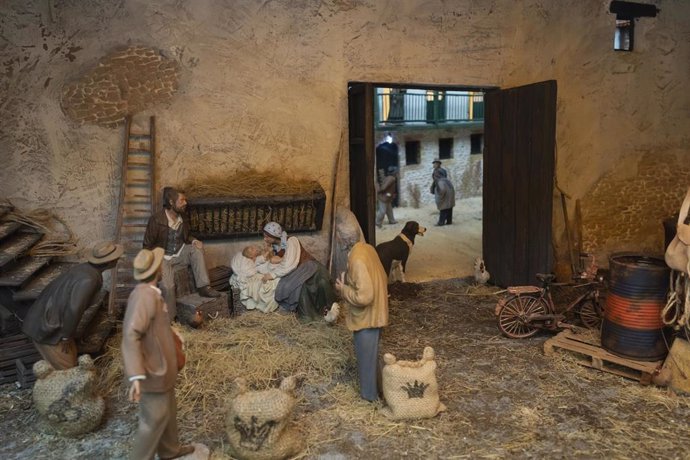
[122,247,194,460]
[334,217,389,401]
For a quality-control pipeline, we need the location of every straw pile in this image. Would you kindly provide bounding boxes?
[84,278,690,458]
[181,171,321,199]
[98,313,354,438]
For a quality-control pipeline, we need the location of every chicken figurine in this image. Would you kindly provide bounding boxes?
[474,257,490,285]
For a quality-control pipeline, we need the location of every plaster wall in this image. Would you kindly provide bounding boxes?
[1,0,688,270]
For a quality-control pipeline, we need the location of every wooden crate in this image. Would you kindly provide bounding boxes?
[544,328,663,384]
[178,292,230,324]
[0,333,41,386]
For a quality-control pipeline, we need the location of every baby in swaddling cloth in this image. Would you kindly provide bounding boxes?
[229,245,280,313]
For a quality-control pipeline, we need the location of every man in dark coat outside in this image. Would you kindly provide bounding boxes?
[22,241,123,370]
[430,159,456,226]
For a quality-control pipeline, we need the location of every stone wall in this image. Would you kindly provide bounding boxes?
[0,0,688,270]
[62,46,180,127]
[582,151,690,261]
[377,129,483,209]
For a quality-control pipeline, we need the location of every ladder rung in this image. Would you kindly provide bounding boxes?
[126,183,149,187]
[122,223,147,228]
[127,162,150,168]
[129,133,151,138]
[128,149,151,155]
[128,178,151,183]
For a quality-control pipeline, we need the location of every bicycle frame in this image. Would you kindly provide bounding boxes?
[495,277,603,338]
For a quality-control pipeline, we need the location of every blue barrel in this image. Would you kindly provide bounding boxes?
[601,253,670,361]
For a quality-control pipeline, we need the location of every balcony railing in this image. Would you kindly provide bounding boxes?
[375,90,484,126]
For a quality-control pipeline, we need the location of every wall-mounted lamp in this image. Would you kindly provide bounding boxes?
[609,1,660,51]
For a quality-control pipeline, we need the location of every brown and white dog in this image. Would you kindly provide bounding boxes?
[375,221,426,283]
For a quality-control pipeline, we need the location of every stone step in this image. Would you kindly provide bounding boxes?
[0,256,52,287]
[0,232,44,269]
[12,262,76,302]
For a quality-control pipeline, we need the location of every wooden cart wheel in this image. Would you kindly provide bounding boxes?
[577,299,602,330]
[497,295,547,339]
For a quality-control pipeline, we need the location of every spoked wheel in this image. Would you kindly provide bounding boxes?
[497,295,548,339]
[577,299,602,330]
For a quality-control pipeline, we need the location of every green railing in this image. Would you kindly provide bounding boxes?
[375,90,484,126]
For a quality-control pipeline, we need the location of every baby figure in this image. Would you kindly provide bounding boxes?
[229,245,280,313]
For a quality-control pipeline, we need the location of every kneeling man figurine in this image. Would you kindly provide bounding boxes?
[122,247,195,460]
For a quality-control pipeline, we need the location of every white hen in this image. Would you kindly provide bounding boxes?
[474,257,490,285]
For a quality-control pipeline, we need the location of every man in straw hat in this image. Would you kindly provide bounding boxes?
[143,186,221,322]
[122,247,195,460]
[23,241,123,370]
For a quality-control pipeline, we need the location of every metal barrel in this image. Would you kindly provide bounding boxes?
[601,253,671,361]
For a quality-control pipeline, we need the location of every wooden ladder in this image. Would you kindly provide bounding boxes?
[108,115,156,316]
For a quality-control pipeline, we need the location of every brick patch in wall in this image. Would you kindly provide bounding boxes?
[61,45,181,128]
[581,152,690,257]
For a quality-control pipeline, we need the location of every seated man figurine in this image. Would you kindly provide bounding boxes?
[143,187,221,321]
[229,245,280,313]
[22,241,123,370]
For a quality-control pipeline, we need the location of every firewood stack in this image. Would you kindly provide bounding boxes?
[0,202,112,387]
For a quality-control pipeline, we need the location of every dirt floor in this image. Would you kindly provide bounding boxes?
[2,277,690,459]
[375,198,483,282]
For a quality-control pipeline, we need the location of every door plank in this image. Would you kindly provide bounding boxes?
[484,81,557,287]
[348,83,376,244]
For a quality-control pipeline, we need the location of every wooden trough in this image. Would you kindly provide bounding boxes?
[186,185,326,240]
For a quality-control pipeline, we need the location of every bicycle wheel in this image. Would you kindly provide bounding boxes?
[497,294,548,339]
[577,299,602,330]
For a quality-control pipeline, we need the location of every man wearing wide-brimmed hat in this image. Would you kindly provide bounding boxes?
[23,241,123,370]
[122,247,195,460]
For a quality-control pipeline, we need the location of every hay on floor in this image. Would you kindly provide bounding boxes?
[98,313,356,439]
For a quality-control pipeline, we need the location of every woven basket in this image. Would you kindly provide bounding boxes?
[381,346,446,420]
[32,354,105,436]
[225,376,304,460]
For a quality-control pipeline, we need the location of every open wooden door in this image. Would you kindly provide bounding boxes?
[483,80,557,287]
[348,83,376,244]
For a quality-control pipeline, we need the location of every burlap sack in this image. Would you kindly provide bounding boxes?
[381,346,447,420]
[225,376,304,460]
[666,187,690,273]
[32,354,105,436]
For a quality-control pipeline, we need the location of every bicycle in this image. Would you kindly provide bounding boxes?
[494,255,604,339]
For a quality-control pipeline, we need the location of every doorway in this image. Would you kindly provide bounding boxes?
[348,83,489,282]
[348,81,557,286]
